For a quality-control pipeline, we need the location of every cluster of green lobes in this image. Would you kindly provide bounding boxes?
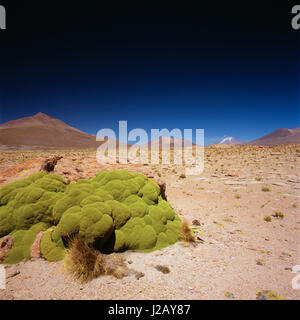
[0,170,181,264]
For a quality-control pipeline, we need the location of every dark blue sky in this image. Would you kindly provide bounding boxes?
[0,1,299,145]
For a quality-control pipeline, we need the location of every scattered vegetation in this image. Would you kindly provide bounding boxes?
[256,290,288,300]
[259,249,272,255]
[264,215,272,222]
[213,221,224,228]
[281,251,292,257]
[224,291,235,298]
[63,236,126,283]
[63,236,107,283]
[180,220,195,242]
[261,186,270,192]
[179,173,186,179]
[233,229,243,234]
[273,211,284,219]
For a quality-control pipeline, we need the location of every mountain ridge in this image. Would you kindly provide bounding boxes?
[0,113,100,149]
[0,113,299,149]
[248,127,300,146]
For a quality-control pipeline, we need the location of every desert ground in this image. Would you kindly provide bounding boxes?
[0,144,299,300]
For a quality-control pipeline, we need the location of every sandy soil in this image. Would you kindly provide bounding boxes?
[0,145,299,300]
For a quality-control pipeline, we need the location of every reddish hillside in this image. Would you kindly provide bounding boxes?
[248,127,300,146]
[0,113,101,150]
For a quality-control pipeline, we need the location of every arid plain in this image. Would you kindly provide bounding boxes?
[0,144,299,300]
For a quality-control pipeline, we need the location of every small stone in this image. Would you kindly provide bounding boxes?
[256,259,264,266]
[0,236,14,263]
[135,272,145,280]
[154,265,170,274]
[197,236,204,243]
[192,219,201,226]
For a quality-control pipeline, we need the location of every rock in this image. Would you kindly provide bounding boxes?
[156,178,167,200]
[196,236,204,243]
[154,265,170,274]
[0,236,14,263]
[192,219,201,226]
[40,156,63,172]
[135,272,145,280]
[256,259,264,266]
[30,231,44,260]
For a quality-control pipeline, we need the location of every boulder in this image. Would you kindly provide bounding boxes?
[30,231,44,260]
[40,155,63,172]
[0,236,14,263]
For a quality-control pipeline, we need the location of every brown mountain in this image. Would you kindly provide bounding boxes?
[0,112,104,150]
[248,127,300,146]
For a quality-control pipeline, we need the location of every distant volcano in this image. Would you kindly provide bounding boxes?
[0,112,104,150]
[247,127,300,146]
[218,137,242,145]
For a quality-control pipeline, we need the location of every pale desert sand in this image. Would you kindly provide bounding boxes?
[0,144,299,300]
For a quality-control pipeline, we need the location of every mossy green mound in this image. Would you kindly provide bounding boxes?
[0,171,67,238]
[0,170,181,263]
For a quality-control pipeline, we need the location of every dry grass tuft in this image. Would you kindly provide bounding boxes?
[264,215,272,222]
[273,211,284,219]
[180,220,196,242]
[63,236,126,283]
